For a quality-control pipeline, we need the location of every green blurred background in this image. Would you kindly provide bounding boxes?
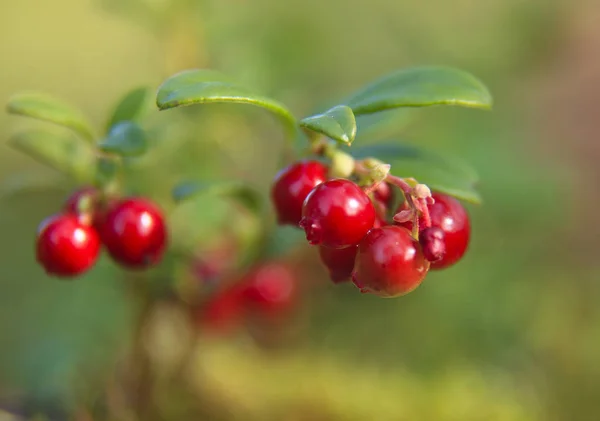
[1,0,599,420]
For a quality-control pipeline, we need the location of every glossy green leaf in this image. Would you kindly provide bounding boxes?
[344,66,493,115]
[6,92,95,140]
[299,105,357,144]
[355,108,415,141]
[351,141,481,204]
[172,180,262,213]
[105,86,151,133]
[98,121,147,157]
[8,131,96,183]
[156,69,297,137]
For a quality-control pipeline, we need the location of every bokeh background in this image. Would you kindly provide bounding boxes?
[1,0,599,420]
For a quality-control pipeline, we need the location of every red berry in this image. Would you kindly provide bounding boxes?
[195,285,246,333]
[419,227,446,263]
[241,262,297,317]
[318,245,357,283]
[36,214,101,277]
[300,179,376,248]
[100,197,167,269]
[373,182,394,208]
[395,193,470,270]
[63,187,100,216]
[352,226,429,297]
[271,161,328,226]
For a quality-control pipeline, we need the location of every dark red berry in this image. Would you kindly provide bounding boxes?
[271,161,328,226]
[318,245,357,283]
[352,226,429,297]
[419,227,446,263]
[300,179,376,249]
[395,192,470,270]
[36,214,100,277]
[63,186,102,226]
[241,262,297,317]
[100,197,167,269]
[373,182,394,208]
[195,285,246,333]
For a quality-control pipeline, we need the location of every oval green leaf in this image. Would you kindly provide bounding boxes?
[351,141,481,204]
[9,131,96,183]
[355,108,415,141]
[172,180,262,213]
[344,66,493,115]
[156,69,297,138]
[6,92,95,141]
[105,86,152,133]
[0,173,69,200]
[299,105,357,145]
[98,121,147,157]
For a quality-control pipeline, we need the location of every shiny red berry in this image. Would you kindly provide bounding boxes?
[300,179,376,248]
[352,226,429,297]
[396,193,470,270]
[100,197,167,269]
[271,160,328,226]
[373,182,394,208]
[419,227,446,263]
[36,214,101,277]
[318,245,357,283]
[241,262,297,317]
[63,186,103,226]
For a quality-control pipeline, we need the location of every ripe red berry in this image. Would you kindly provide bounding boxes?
[419,227,446,263]
[352,226,429,297]
[396,193,470,270]
[63,187,99,215]
[271,160,328,226]
[300,179,376,249]
[318,245,357,283]
[36,214,101,277]
[241,262,297,317]
[100,197,167,269]
[373,182,394,208]
[195,285,246,334]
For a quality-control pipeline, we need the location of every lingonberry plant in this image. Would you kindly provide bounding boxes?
[5,66,489,296]
[3,64,491,419]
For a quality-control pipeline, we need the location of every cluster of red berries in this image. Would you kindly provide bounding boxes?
[36,187,167,277]
[193,261,298,333]
[271,160,470,297]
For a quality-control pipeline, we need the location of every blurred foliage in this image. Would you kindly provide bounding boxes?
[0,0,597,420]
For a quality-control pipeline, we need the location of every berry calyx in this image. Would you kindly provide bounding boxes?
[419,227,446,263]
[318,245,357,283]
[36,214,101,278]
[300,179,376,249]
[100,197,167,269]
[241,262,297,317]
[271,160,328,226]
[352,226,429,297]
[396,192,470,270]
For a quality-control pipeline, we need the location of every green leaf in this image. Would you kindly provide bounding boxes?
[6,92,95,141]
[351,141,481,204]
[172,180,262,213]
[355,108,415,141]
[105,86,152,133]
[9,131,96,183]
[0,173,69,200]
[156,69,297,138]
[299,105,357,144]
[344,66,493,115]
[98,121,147,157]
